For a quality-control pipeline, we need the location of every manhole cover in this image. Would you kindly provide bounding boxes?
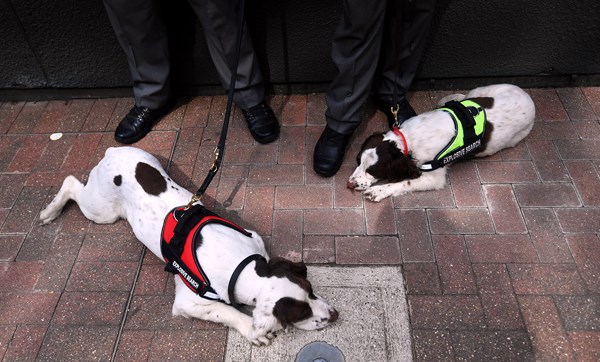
[295,341,345,362]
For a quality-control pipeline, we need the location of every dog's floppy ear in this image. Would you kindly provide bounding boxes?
[357,132,386,164]
[272,297,313,329]
[267,257,308,278]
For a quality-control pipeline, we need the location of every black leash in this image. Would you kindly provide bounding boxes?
[188,0,246,207]
[390,0,415,128]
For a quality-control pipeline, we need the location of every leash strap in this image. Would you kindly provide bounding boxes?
[228,254,266,308]
[192,0,246,203]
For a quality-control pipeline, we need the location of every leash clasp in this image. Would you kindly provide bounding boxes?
[210,147,220,173]
[186,194,202,209]
[390,104,400,128]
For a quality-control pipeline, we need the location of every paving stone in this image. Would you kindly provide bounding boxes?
[555,295,600,331]
[0,234,26,261]
[556,87,598,121]
[513,183,581,207]
[0,101,25,133]
[124,295,218,330]
[556,208,600,233]
[519,296,576,361]
[306,93,327,126]
[241,186,275,236]
[556,139,600,159]
[2,325,47,362]
[408,295,486,329]
[0,172,28,209]
[451,330,534,361]
[509,264,586,295]
[448,162,485,207]
[302,235,335,264]
[304,209,365,235]
[8,101,47,134]
[392,187,455,208]
[81,98,118,132]
[472,263,513,294]
[428,208,494,234]
[396,209,434,262]
[412,329,454,361]
[37,326,118,362]
[565,160,600,206]
[568,331,600,361]
[52,291,129,326]
[480,293,525,330]
[113,329,154,362]
[278,126,306,164]
[566,233,600,292]
[364,195,397,235]
[275,185,332,208]
[248,164,304,186]
[466,234,538,263]
[78,233,143,262]
[271,209,303,262]
[403,262,442,295]
[522,208,573,263]
[529,88,569,121]
[66,261,138,292]
[432,235,477,294]
[0,292,60,324]
[0,261,44,291]
[336,236,401,264]
[476,161,538,183]
[483,184,527,234]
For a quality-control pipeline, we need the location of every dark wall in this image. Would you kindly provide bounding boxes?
[2,0,599,97]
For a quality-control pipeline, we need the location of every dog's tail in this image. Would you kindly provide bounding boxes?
[437,93,466,107]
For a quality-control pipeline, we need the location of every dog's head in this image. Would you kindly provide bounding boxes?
[253,257,338,333]
[347,132,421,190]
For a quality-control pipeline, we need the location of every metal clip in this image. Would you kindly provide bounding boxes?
[185,193,202,209]
[210,147,220,172]
[390,104,400,128]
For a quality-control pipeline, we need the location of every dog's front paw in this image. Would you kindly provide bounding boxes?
[363,185,393,202]
[249,330,278,346]
[238,323,278,346]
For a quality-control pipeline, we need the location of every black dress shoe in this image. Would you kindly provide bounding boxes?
[114,99,176,144]
[375,98,417,129]
[241,101,280,144]
[313,126,353,177]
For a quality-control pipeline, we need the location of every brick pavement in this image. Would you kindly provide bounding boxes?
[0,87,599,361]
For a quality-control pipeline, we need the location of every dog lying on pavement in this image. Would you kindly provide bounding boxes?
[348,83,535,202]
[40,146,338,346]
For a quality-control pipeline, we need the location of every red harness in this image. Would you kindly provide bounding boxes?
[161,204,253,301]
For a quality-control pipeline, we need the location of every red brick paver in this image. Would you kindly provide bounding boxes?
[0,87,599,360]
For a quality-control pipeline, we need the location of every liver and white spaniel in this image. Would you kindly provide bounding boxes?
[40,146,338,345]
[348,84,535,201]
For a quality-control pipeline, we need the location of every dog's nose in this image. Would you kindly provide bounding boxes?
[329,309,339,323]
[347,180,356,189]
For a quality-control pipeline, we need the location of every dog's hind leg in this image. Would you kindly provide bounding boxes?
[40,175,84,224]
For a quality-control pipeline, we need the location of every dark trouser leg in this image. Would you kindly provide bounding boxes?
[325,0,387,134]
[188,0,265,109]
[374,0,436,104]
[103,0,172,109]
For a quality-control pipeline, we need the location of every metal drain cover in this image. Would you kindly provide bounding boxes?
[295,341,345,362]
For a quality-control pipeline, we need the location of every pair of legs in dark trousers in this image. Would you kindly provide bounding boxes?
[314,0,435,176]
[103,0,265,110]
[325,0,436,134]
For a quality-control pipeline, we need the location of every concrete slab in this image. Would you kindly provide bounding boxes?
[225,266,412,362]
